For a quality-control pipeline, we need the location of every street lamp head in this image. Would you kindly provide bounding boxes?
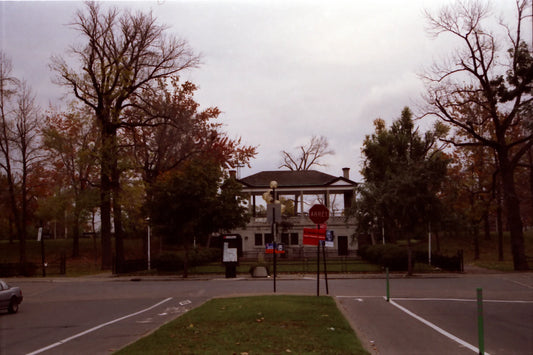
[270,180,278,189]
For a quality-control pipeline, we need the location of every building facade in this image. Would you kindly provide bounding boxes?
[230,168,359,258]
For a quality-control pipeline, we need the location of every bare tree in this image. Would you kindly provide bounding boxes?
[0,53,43,264]
[0,53,21,250]
[51,2,200,269]
[15,82,43,264]
[423,0,533,270]
[279,135,334,171]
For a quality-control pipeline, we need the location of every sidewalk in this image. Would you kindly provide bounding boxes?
[5,264,510,283]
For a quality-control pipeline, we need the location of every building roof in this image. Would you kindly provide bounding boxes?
[238,170,357,189]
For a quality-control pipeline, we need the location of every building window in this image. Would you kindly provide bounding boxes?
[264,233,273,244]
[281,233,289,245]
[290,233,299,245]
[254,233,263,246]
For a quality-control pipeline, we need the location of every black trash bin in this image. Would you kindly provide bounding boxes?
[224,262,237,278]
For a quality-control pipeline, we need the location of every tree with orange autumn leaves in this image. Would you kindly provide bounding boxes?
[441,142,498,260]
[122,77,256,258]
[41,103,100,257]
[123,77,256,186]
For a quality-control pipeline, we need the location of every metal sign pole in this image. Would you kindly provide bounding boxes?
[323,240,329,294]
[316,223,320,296]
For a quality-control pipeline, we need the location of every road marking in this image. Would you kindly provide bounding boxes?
[159,306,187,316]
[393,297,533,304]
[26,297,173,355]
[499,276,533,289]
[386,297,490,355]
[336,295,383,298]
[136,318,153,324]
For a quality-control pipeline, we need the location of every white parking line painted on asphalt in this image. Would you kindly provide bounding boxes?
[392,297,533,303]
[498,276,533,289]
[386,297,490,355]
[26,297,173,355]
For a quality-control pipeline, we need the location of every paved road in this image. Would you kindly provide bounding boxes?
[0,273,531,354]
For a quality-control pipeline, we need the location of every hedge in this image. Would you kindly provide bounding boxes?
[359,244,463,272]
[0,262,38,277]
[153,248,221,272]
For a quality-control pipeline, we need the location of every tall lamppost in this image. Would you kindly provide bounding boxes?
[270,180,278,292]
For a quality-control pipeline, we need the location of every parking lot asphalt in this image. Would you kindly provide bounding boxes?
[4,269,533,355]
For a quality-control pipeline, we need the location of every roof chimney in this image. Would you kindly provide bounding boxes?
[229,170,237,179]
[342,167,350,179]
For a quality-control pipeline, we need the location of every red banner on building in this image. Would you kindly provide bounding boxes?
[303,228,326,246]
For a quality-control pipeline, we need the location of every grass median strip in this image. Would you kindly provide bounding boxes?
[115,295,369,354]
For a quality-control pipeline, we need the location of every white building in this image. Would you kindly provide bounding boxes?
[230,168,359,258]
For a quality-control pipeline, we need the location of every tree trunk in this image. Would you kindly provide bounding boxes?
[528,147,533,225]
[72,202,80,258]
[8,216,14,244]
[496,184,504,262]
[6,173,21,254]
[407,240,413,277]
[19,160,28,265]
[483,210,490,240]
[112,133,124,269]
[473,224,480,260]
[500,155,528,270]
[100,126,113,270]
[113,190,124,268]
[183,240,189,278]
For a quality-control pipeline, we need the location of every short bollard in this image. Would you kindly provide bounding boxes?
[477,288,485,355]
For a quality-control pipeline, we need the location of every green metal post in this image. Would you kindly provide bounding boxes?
[477,288,485,355]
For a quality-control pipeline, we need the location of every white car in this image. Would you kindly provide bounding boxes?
[0,280,23,314]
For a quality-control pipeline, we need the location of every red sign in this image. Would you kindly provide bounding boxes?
[309,204,329,224]
[303,228,326,246]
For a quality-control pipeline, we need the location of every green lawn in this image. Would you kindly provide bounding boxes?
[115,295,369,355]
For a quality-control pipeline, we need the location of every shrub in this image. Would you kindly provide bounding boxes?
[153,248,221,272]
[153,253,184,272]
[431,252,463,272]
[115,259,148,274]
[189,248,221,266]
[359,244,412,271]
[0,262,38,277]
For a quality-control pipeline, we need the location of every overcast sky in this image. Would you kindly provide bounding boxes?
[0,0,522,181]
